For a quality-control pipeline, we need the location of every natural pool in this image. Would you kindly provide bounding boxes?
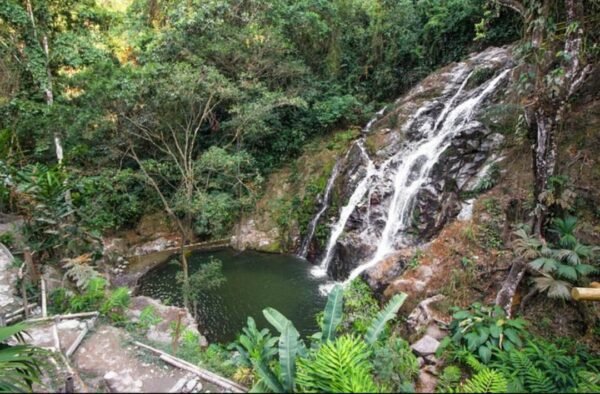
[137,248,327,343]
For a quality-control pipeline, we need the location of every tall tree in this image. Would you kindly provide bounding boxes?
[494,0,597,235]
[494,0,598,315]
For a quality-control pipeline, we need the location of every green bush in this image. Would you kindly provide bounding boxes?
[341,279,380,336]
[48,288,73,315]
[70,277,107,312]
[0,232,14,248]
[373,335,419,392]
[100,287,131,322]
[73,169,151,232]
[137,306,162,331]
[439,303,527,363]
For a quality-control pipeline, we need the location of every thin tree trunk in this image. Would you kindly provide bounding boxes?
[180,233,189,310]
[495,259,526,317]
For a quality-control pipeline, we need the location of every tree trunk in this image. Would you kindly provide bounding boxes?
[180,233,189,310]
[495,259,526,317]
[531,107,558,235]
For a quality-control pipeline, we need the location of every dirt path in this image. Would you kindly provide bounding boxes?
[75,324,196,392]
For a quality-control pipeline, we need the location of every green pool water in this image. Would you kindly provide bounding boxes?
[137,248,327,343]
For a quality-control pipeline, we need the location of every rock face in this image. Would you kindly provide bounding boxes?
[310,46,515,280]
[231,219,281,253]
[0,242,20,313]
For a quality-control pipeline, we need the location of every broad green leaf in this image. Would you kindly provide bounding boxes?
[321,284,344,343]
[251,359,284,393]
[263,308,292,334]
[478,345,492,364]
[489,324,501,338]
[503,328,522,348]
[556,264,578,281]
[279,321,298,392]
[452,310,470,320]
[365,292,407,345]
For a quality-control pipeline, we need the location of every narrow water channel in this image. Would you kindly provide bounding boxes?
[137,248,327,343]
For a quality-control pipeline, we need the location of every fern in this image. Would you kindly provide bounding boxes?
[296,335,378,393]
[524,367,555,393]
[63,256,99,290]
[436,366,462,393]
[575,371,600,393]
[461,369,507,393]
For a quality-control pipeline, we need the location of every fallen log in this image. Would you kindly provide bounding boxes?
[133,341,247,393]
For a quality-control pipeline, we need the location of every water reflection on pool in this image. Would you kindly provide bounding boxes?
[137,248,327,343]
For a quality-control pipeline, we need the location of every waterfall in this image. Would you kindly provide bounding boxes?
[312,140,377,277]
[345,68,511,283]
[363,106,387,132]
[297,161,341,258]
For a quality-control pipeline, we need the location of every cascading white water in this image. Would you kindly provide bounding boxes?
[312,140,377,277]
[363,106,387,132]
[345,68,511,283]
[298,161,342,258]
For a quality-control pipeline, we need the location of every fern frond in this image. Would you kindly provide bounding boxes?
[462,369,507,393]
[524,367,555,393]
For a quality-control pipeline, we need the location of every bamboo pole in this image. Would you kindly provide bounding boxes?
[133,341,247,393]
[52,316,61,352]
[66,316,96,358]
[41,278,47,317]
[5,303,37,319]
[159,355,246,393]
[571,286,600,301]
[25,311,99,323]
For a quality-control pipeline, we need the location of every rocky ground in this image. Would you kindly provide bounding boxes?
[16,296,223,393]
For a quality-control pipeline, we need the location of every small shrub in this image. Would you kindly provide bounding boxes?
[100,287,131,322]
[341,279,379,335]
[373,335,419,392]
[48,287,73,315]
[439,303,527,363]
[70,277,107,312]
[0,232,14,248]
[436,365,462,393]
[138,305,162,331]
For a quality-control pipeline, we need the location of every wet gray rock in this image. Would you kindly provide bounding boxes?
[411,335,440,356]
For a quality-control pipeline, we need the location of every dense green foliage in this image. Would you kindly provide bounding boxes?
[0,325,45,393]
[437,303,600,393]
[512,217,599,300]
[233,283,408,392]
[0,0,519,247]
[440,303,528,363]
[49,277,131,322]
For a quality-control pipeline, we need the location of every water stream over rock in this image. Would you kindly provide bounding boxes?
[298,161,341,258]
[307,47,514,287]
